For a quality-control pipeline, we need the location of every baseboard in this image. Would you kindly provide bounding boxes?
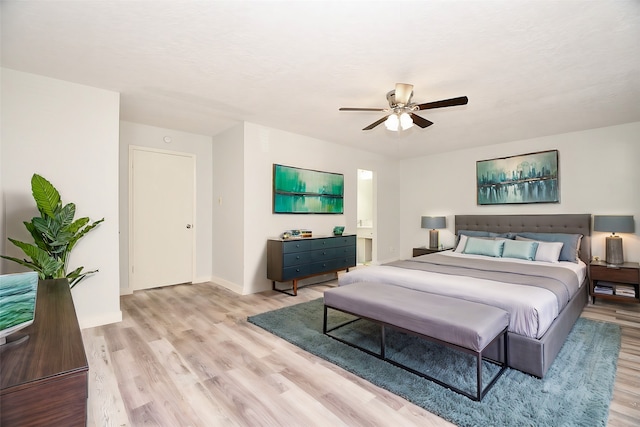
[193,275,211,284]
[79,310,123,329]
[210,275,243,295]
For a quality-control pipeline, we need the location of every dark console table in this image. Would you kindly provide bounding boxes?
[1,278,88,427]
[267,234,356,295]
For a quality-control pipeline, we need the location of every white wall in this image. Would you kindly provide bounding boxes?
[1,68,121,328]
[211,123,245,293]
[212,122,400,295]
[399,122,640,262]
[118,121,214,293]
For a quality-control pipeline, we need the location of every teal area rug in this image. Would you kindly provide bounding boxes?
[248,298,620,427]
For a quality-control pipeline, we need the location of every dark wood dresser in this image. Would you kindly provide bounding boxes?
[267,234,356,295]
[1,278,88,427]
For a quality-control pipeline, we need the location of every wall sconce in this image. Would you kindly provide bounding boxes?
[593,215,635,265]
[421,216,446,249]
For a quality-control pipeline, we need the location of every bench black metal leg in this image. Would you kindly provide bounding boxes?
[323,305,328,334]
[477,352,482,400]
[477,328,509,401]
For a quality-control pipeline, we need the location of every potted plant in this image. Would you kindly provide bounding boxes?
[1,174,104,288]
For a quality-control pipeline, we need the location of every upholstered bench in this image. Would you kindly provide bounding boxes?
[323,282,509,401]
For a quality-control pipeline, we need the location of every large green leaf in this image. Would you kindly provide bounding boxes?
[67,266,99,289]
[5,238,64,277]
[58,203,76,228]
[24,221,48,250]
[0,255,43,276]
[66,217,90,234]
[32,216,58,240]
[67,218,104,253]
[50,230,74,245]
[31,174,61,218]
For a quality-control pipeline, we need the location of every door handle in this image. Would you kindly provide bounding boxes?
[186,224,192,229]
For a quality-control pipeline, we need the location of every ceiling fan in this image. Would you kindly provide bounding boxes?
[339,83,468,131]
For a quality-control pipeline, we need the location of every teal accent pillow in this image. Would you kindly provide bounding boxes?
[516,232,582,263]
[456,230,516,246]
[463,237,505,257]
[502,240,539,261]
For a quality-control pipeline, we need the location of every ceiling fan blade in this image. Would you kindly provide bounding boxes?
[409,113,434,128]
[417,96,468,110]
[339,107,386,111]
[363,115,389,131]
[394,83,414,105]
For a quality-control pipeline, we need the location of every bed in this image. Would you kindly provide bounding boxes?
[338,214,591,377]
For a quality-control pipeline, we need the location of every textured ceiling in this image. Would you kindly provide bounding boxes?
[2,1,639,159]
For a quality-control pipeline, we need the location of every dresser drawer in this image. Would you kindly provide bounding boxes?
[591,265,638,283]
[311,238,338,250]
[333,235,356,247]
[282,264,312,281]
[283,251,312,266]
[282,240,312,253]
[334,245,356,256]
[310,248,337,262]
[310,260,340,274]
[335,255,356,270]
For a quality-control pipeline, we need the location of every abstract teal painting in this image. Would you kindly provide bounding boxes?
[273,164,344,214]
[477,150,559,205]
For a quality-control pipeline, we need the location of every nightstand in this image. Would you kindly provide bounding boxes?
[412,247,452,257]
[589,261,640,304]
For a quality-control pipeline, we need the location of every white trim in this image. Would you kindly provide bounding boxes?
[210,275,243,295]
[79,311,123,329]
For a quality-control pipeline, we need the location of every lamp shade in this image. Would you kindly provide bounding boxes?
[421,216,446,229]
[594,215,634,265]
[593,216,635,234]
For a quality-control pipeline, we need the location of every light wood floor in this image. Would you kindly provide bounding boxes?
[82,280,640,427]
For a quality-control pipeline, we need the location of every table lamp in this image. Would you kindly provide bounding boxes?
[593,215,635,265]
[421,216,446,249]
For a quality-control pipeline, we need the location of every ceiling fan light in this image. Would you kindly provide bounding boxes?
[399,112,414,130]
[385,113,400,131]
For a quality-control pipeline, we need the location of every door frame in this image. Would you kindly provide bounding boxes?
[357,168,376,265]
[128,145,196,292]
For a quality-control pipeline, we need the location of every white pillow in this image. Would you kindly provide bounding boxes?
[516,236,563,263]
[454,234,468,253]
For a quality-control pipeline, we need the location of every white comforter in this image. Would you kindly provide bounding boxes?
[338,251,586,339]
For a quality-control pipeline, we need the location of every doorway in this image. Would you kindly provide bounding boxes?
[129,146,195,291]
[357,169,374,264]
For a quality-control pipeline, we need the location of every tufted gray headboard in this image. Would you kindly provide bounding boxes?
[455,214,591,264]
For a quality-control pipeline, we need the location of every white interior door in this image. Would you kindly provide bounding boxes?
[130,147,195,291]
